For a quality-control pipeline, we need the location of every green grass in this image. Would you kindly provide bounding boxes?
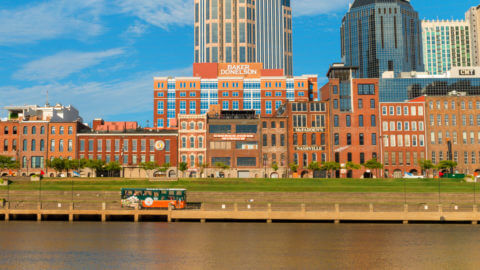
[0,178,478,193]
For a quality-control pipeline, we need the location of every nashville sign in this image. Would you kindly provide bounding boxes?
[294,146,325,151]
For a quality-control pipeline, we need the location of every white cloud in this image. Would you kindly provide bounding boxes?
[124,21,149,37]
[1,67,192,122]
[115,0,193,29]
[0,0,105,45]
[13,48,125,81]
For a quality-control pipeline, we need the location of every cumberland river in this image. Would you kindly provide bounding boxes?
[1,223,480,269]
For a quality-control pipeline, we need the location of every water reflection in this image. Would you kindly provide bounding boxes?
[0,223,479,269]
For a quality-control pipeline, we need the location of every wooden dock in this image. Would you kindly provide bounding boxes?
[0,202,479,224]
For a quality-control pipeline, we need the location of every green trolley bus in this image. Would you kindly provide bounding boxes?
[121,188,187,209]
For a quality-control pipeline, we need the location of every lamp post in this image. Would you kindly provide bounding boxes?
[263,156,267,179]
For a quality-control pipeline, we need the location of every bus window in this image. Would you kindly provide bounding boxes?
[145,191,152,196]
[153,192,159,198]
[126,190,133,196]
[134,191,143,196]
[169,191,175,196]
[176,191,182,196]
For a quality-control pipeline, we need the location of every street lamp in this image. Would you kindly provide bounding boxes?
[263,156,267,179]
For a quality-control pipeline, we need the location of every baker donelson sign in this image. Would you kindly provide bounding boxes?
[219,64,259,76]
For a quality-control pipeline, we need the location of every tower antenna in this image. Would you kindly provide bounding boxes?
[46,90,50,106]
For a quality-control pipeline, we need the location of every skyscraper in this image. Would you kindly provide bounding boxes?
[194,0,293,76]
[466,5,480,66]
[340,0,424,78]
[421,20,472,75]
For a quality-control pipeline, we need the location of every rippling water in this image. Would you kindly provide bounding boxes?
[0,222,479,269]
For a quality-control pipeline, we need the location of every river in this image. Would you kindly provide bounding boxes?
[0,222,479,269]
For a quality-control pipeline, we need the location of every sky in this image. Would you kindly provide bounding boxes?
[0,0,479,126]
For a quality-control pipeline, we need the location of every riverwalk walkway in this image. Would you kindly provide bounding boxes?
[1,202,478,224]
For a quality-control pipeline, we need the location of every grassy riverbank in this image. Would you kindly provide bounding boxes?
[0,178,478,193]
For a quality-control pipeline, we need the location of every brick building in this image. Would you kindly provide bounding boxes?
[379,97,427,178]
[321,65,381,178]
[77,128,178,178]
[178,114,207,178]
[260,116,288,178]
[282,101,329,178]
[206,110,262,178]
[153,63,318,129]
[425,94,480,175]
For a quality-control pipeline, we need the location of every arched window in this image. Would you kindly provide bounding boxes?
[190,137,195,148]
[302,134,307,146]
[198,122,204,130]
[181,137,187,148]
[4,127,8,135]
[293,153,298,165]
[181,155,187,163]
[40,140,45,151]
[68,127,73,134]
[40,126,45,134]
[181,122,187,130]
[198,137,204,148]
[23,139,27,151]
[32,126,36,134]
[190,155,195,167]
[303,153,308,167]
[60,127,65,134]
[293,134,298,145]
[312,153,317,162]
[51,126,56,134]
[311,134,316,145]
[59,140,64,152]
[22,157,27,168]
[198,155,204,166]
[189,122,195,130]
[31,139,36,151]
[13,126,17,134]
[23,127,28,135]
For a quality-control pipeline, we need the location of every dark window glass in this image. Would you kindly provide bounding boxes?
[347,134,351,145]
[209,125,231,133]
[236,125,257,133]
[359,133,364,145]
[211,157,231,166]
[237,157,256,166]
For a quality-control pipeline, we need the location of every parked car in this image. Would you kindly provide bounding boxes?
[403,173,424,179]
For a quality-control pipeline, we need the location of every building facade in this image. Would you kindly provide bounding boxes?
[421,19,472,75]
[322,65,381,178]
[260,116,288,178]
[206,110,262,178]
[425,95,480,175]
[341,0,424,78]
[153,63,317,129]
[466,5,480,66]
[178,114,207,178]
[77,130,178,178]
[194,0,293,75]
[379,98,427,178]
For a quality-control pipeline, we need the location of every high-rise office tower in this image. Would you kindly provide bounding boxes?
[421,20,472,75]
[466,5,480,66]
[194,0,293,76]
[340,0,424,78]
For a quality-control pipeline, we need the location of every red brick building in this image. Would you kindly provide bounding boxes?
[178,114,207,178]
[77,128,178,178]
[322,65,380,178]
[260,116,288,178]
[379,97,427,178]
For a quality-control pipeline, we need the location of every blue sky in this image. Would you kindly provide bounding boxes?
[0,0,478,126]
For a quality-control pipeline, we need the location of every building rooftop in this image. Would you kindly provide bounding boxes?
[351,0,412,9]
[207,110,258,120]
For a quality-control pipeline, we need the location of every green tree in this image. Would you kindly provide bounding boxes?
[104,162,122,177]
[140,161,159,178]
[321,162,340,179]
[271,162,279,172]
[437,160,458,174]
[363,158,384,179]
[418,159,435,177]
[200,163,209,178]
[178,162,189,178]
[85,159,106,177]
[0,156,19,174]
[289,163,298,175]
[214,162,229,177]
[46,158,66,175]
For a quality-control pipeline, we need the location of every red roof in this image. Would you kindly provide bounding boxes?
[408,96,426,103]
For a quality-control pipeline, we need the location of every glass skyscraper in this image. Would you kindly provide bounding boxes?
[341,0,424,78]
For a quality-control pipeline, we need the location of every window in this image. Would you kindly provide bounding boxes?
[280,134,285,146]
[389,106,394,115]
[403,106,409,115]
[31,126,36,134]
[360,153,365,164]
[40,140,44,151]
[181,137,187,148]
[382,106,387,115]
[190,137,195,148]
[359,133,364,145]
[346,115,351,127]
[396,106,401,116]
[333,99,338,109]
[51,126,55,134]
[347,134,352,145]
[280,121,285,128]
[311,134,316,145]
[370,99,375,109]
[357,84,375,95]
[302,134,307,146]
[237,157,256,167]
[59,140,64,152]
[358,115,364,127]
[371,133,377,145]
[31,139,36,151]
[358,99,363,109]
[404,122,409,131]
[59,126,64,134]
[68,127,73,134]
[334,115,339,127]
[383,121,388,131]
[371,115,376,127]
[263,134,268,147]
[334,134,339,145]
[50,140,55,152]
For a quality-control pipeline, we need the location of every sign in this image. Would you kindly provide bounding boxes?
[334,145,351,152]
[154,140,165,151]
[294,146,325,151]
[459,69,475,76]
[213,134,254,141]
[218,63,262,78]
[293,127,325,133]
